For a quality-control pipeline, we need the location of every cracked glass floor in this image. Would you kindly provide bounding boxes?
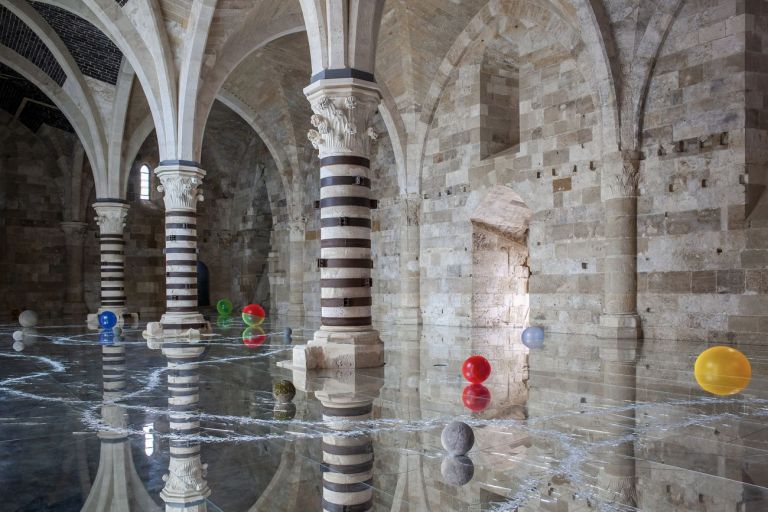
[1,319,767,511]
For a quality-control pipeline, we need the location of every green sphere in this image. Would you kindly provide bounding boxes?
[216,298,233,316]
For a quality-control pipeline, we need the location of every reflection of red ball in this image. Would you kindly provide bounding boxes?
[462,384,491,412]
[462,355,491,384]
[242,327,266,348]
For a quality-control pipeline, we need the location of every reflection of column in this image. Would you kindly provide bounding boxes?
[291,366,383,511]
[146,163,210,338]
[82,344,160,511]
[600,150,641,338]
[287,217,305,318]
[398,195,421,325]
[596,339,638,509]
[293,81,384,369]
[89,201,138,325]
[160,341,210,511]
[60,221,88,317]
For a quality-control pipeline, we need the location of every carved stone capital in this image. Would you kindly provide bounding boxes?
[161,455,210,504]
[304,80,381,159]
[604,150,642,200]
[60,221,88,244]
[401,193,422,227]
[155,164,206,212]
[93,202,129,235]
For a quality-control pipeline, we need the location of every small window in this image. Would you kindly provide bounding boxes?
[139,164,151,200]
[143,424,154,456]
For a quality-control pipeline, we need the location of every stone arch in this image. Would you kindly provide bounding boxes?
[414,0,618,191]
[468,186,532,327]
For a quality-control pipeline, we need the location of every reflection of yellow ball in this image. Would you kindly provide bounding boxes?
[694,346,751,396]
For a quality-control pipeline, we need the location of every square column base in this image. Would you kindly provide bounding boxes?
[291,328,383,369]
[143,314,212,339]
[599,314,642,339]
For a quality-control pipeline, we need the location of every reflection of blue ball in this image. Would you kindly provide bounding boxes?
[522,326,545,348]
[98,311,118,329]
[99,331,115,345]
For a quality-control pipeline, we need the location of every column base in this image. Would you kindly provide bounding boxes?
[144,313,211,339]
[87,311,139,329]
[599,314,642,339]
[290,328,383,369]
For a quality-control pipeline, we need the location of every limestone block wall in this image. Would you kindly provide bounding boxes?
[419,27,603,332]
[637,0,764,341]
[0,114,71,320]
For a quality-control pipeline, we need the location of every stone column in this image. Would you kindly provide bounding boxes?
[146,163,210,338]
[60,221,88,317]
[89,201,137,326]
[292,80,383,369]
[599,150,641,339]
[397,194,421,325]
[160,341,210,511]
[287,216,306,318]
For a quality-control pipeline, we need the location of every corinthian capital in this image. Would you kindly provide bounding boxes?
[604,150,642,200]
[304,81,381,159]
[155,163,206,211]
[93,202,129,235]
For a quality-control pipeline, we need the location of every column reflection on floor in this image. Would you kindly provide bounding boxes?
[291,366,384,512]
[158,340,211,511]
[82,339,160,511]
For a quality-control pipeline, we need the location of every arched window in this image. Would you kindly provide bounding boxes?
[139,164,151,200]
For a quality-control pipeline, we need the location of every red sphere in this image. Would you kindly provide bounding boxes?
[462,355,491,384]
[243,304,266,318]
[462,384,491,412]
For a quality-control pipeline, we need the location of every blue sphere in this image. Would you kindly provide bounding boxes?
[98,311,118,330]
[522,326,545,348]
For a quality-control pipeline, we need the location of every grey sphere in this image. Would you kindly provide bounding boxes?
[441,455,475,486]
[12,341,25,352]
[12,330,23,341]
[441,421,475,455]
[19,310,38,328]
[521,326,545,343]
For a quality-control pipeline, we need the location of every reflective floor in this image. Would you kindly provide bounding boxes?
[1,319,767,511]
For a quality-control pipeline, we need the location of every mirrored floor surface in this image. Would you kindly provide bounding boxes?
[1,319,767,511]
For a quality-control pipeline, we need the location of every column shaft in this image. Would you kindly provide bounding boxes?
[319,159,374,330]
[91,202,132,326]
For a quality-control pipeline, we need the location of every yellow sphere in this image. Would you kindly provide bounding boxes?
[694,346,751,396]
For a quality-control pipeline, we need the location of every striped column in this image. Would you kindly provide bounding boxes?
[319,398,375,512]
[93,201,130,321]
[147,162,210,338]
[295,79,384,369]
[161,342,210,511]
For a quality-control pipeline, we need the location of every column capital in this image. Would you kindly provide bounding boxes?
[93,202,129,235]
[603,149,642,200]
[155,163,206,212]
[60,221,88,241]
[304,79,381,159]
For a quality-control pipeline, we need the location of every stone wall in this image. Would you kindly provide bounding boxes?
[0,112,75,320]
[419,10,603,333]
[637,0,764,341]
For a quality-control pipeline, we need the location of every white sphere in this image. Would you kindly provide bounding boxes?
[12,341,25,352]
[12,330,23,341]
[19,310,38,328]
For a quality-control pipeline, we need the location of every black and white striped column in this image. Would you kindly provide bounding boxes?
[320,399,375,512]
[296,80,384,369]
[92,201,133,324]
[160,342,210,510]
[146,162,209,338]
[319,159,374,331]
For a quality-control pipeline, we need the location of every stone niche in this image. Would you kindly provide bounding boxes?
[469,186,531,327]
